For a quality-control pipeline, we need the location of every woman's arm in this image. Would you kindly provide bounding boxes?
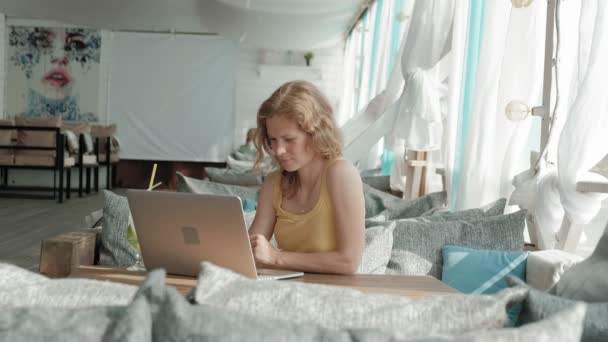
[248,171,279,240]
[250,160,365,274]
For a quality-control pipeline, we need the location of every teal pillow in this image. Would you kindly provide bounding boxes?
[442,245,528,323]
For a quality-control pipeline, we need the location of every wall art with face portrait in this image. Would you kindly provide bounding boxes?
[6,26,102,122]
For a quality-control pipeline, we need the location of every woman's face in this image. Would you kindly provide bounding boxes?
[9,27,101,100]
[266,115,316,172]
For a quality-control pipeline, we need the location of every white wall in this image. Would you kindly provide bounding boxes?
[234,43,345,146]
[0,0,213,34]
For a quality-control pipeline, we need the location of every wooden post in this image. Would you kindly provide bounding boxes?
[403,150,428,200]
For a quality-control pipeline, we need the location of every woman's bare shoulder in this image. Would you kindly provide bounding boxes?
[265,170,281,182]
[327,159,357,174]
[326,159,361,185]
[261,169,281,190]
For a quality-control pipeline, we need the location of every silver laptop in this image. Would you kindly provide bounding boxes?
[126,190,303,280]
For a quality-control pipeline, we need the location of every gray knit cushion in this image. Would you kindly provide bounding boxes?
[0,263,137,308]
[386,210,526,278]
[99,190,138,267]
[363,183,446,218]
[366,198,507,227]
[0,265,584,341]
[205,167,263,186]
[508,277,607,341]
[357,223,395,274]
[0,263,47,288]
[176,171,259,202]
[421,197,506,220]
[409,304,585,342]
[0,272,161,341]
[553,221,608,302]
[193,262,528,340]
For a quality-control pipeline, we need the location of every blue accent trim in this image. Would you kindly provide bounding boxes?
[450,0,486,209]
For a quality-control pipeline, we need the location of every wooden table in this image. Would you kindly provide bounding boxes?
[71,265,458,299]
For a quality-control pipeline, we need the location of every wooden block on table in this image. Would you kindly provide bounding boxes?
[39,230,98,278]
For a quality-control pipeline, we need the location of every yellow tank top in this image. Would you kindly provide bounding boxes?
[272,160,338,253]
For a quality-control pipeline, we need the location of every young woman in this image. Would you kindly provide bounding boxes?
[248,81,365,275]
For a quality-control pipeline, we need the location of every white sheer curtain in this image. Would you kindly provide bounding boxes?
[337,0,411,170]
[512,0,608,249]
[442,0,470,205]
[452,1,545,210]
[336,33,359,127]
[557,0,608,224]
[391,1,455,152]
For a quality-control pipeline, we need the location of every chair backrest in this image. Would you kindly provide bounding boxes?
[91,124,119,155]
[62,121,93,154]
[15,116,62,157]
[0,119,14,155]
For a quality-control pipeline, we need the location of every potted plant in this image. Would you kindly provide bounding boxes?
[304,52,314,66]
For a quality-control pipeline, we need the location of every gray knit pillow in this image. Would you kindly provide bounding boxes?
[205,167,263,186]
[363,183,446,218]
[193,262,527,340]
[357,223,395,274]
[386,210,526,278]
[99,190,138,267]
[0,263,137,308]
[508,277,607,341]
[366,198,507,227]
[176,172,259,202]
[421,197,507,220]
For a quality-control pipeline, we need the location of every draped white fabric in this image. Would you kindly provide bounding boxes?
[510,0,608,249]
[201,0,362,50]
[391,0,455,152]
[339,0,412,169]
[442,0,470,207]
[453,1,545,210]
[336,35,359,127]
[557,0,608,224]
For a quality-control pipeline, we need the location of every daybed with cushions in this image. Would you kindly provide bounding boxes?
[28,173,606,340]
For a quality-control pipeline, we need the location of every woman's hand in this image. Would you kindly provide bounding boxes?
[249,234,279,266]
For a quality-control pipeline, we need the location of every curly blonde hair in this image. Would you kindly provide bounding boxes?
[254,80,342,197]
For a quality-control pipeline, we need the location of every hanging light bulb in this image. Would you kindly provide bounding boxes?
[505,101,546,122]
[505,100,531,121]
[511,0,534,8]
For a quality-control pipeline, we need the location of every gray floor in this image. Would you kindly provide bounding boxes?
[0,189,125,272]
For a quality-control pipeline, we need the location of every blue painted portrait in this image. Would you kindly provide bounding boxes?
[7,26,102,122]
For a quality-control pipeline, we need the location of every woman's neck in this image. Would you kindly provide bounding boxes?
[296,156,326,190]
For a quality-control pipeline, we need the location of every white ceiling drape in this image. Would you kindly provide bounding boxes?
[201,0,363,49]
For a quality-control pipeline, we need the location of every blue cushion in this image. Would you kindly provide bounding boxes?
[242,198,258,212]
[442,245,528,323]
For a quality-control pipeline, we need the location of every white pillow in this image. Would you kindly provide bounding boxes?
[526,249,583,290]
